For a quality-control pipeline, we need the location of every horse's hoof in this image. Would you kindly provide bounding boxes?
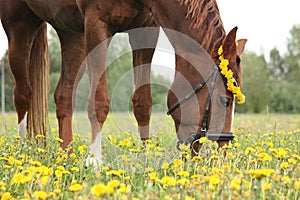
[86,156,103,170]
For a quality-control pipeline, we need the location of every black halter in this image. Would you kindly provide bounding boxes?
[167,64,234,150]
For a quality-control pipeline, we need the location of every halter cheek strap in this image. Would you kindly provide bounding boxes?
[167,65,219,116]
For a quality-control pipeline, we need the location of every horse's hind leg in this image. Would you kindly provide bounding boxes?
[1,5,42,138]
[54,30,85,152]
[128,27,159,141]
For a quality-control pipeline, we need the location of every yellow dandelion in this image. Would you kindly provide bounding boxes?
[33,191,48,200]
[161,162,169,170]
[107,135,117,144]
[56,157,62,164]
[145,167,154,172]
[161,176,176,187]
[35,134,45,139]
[108,170,123,178]
[280,162,289,169]
[263,182,272,191]
[209,175,220,185]
[0,181,6,191]
[37,148,46,153]
[55,170,63,178]
[15,160,22,166]
[69,183,83,192]
[41,176,48,186]
[242,179,252,189]
[177,170,189,177]
[11,173,23,185]
[8,156,14,165]
[294,180,300,189]
[48,192,56,198]
[107,180,120,190]
[173,159,182,166]
[199,137,207,144]
[177,178,190,186]
[117,139,131,147]
[130,147,140,153]
[57,166,65,171]
[276,148,287,159]
[55,137,64,143]
[116,183,130,194]
[149,172,159,182]
[1,192,11,200]
[78,145,87,155]
[191,174,201,179]
[31,160,42,166]
[71,167,79,172]
[288,158,297,164]
[210,155,219,159]
[70,153,76,158]
[281,176,291,183]
[248,169,275,179]
[91,183,107,197]
[230,179,241,191]
[3,165,11,169]
[102,166,110,171]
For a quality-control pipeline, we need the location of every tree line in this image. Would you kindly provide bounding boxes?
[1,25,300,113]
[236,25,300,113]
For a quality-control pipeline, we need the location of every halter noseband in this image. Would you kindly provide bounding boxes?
[167,63,235,150]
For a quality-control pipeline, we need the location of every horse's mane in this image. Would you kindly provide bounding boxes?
[177,0,225,57]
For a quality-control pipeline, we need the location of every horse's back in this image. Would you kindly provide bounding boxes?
[0,0,84,32]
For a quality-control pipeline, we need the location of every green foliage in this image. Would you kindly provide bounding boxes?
[0,51,15,111]
[237,51,269,113]
[236,24,300,113]
[48,29,61,73]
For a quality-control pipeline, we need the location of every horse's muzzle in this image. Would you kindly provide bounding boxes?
[176,131,234,150]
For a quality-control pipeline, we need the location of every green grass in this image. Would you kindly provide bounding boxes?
[0,112,299,199]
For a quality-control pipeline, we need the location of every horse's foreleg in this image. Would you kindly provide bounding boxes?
[84,15,111,165]
[54,30,85,152]
[128,28,159,141]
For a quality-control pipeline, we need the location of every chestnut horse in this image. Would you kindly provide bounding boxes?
[77,0,247,161]
[0,1,158,155]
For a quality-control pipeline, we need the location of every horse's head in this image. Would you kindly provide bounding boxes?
[167,27,247,153]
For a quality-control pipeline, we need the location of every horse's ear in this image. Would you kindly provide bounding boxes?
[222,27,238,58]
[236,39,247,56]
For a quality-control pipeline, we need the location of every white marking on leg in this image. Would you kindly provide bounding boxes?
[86,131,103,168]
[18,112,28,138]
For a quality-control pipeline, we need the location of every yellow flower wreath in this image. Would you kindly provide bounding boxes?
[217,46,245,104]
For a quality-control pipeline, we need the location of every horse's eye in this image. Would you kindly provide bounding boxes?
[236,56,241,65]
[218,96,231,108]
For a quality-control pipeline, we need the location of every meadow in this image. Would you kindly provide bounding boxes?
[0,112,299,199]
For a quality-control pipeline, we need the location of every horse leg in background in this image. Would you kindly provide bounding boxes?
[1,5,45,138]
[128,28,159,141]
[54,30,85,152]
[83,11,111,165]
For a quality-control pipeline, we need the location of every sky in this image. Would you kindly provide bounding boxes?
[0,0,300,61]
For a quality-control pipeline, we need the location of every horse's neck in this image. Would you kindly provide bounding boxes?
[145,0,225,59]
